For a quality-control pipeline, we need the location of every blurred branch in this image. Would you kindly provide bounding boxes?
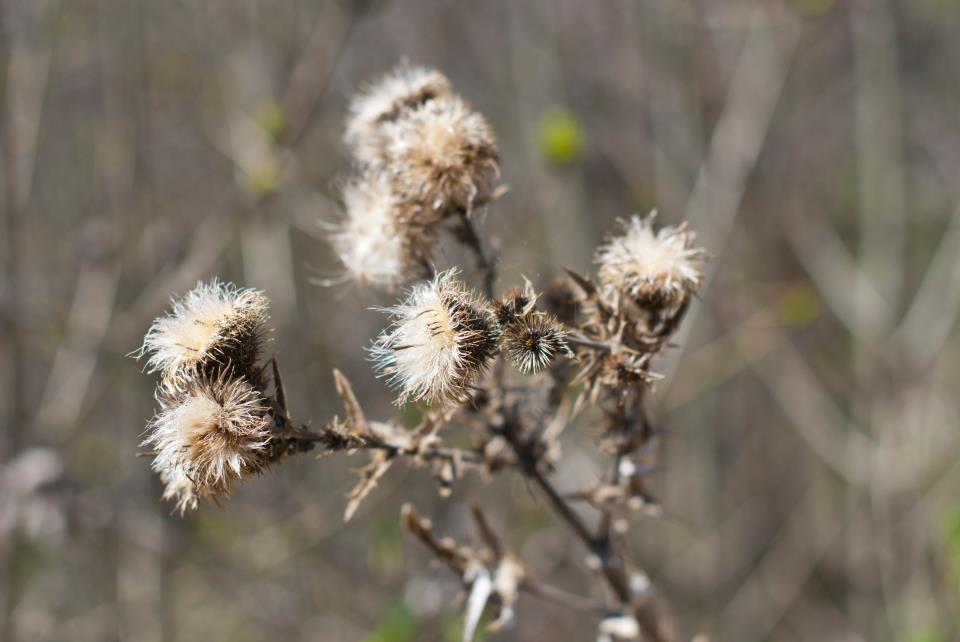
[893,196,960,369]
[718,483,855,642]
[741,305,960,493]
[280,2,361,149]
[0,2,60,636]
[782,203,890,337]
[663,12,801,384]
[851,0,906,339]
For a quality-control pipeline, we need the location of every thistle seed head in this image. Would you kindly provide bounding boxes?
[382,97,499,218]
[502,313,569,374]
[145,375,271,511]
[371,268,499,407]
[595,213,705,310]
[345,65,453,166]
[138,279,269,385]
[331,172,436,289]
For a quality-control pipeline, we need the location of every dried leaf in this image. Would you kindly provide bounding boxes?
[333,368,367,432]
[344,453,392,521]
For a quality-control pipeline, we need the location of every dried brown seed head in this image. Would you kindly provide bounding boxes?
[145,375,271,511]
[502,314,569,374]
[382,97,499,218]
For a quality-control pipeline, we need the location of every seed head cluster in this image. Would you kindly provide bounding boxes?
[331,65,500,290]
[595,213,705,310]
[371,272,576,407]
[136,280,276,513]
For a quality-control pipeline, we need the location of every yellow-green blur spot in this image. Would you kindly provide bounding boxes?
[365,602,416,642]
[538,107,586,166]
[246,162,280,197]
[255,103,286,143]
[777,283,821,328]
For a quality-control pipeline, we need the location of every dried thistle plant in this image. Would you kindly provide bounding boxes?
[134,66,709,642]
[379,96,499,215]
[595,212,705,311]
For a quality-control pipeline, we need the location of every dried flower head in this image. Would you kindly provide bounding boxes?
[345,65,453,166]
[330,172,435,289]
[372,269,499,406]
[145,375,271,510]
[502,314,569,374]
[138,280,269,384]
[597,351,659,392]
[595,213,705,309]
[492,287,536,328]
[382,97,499,217]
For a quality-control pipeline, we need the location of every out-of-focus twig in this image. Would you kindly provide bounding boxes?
[664,12,801,384]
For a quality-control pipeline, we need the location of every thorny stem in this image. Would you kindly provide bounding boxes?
[406,503,610,617]
[454,219,671,641]
[504,414,670,641]
[277,418,500,468]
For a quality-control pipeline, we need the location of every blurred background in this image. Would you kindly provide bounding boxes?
[2,0,960,640]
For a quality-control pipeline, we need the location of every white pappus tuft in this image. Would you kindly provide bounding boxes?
[594,212,705,309]
[345,64,453,167]
[330,172,435,290]
[136,279,269,384]
[371,269,500,407]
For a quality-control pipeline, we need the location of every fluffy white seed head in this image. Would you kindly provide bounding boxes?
[382,97,498,217]
[345,65,453,166]
[595,213,705,309]
[145,376,271,510]
[371,269,499,406]
[330,172,434,289]
[138,279,269,384]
